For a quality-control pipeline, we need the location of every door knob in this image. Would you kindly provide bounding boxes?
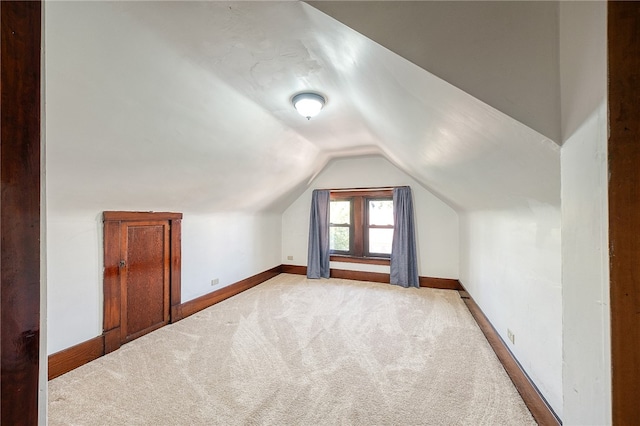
[119,260,126,267]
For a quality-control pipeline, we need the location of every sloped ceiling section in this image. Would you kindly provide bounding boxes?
[309,1,562,144]
[46,1,559,214]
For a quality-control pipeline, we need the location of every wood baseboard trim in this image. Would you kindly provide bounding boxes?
[331,268,389,283]
[48,335,104,380]
[49,266,282,379]
[281,264,307,275]
[48,266,555,425]
[177,265,282,320]
[48,266,458,380]
[281,264,460,289]
[103,327,121,355]
[459,286,561,426]
[282,264,388,282]
[419,276,462,290]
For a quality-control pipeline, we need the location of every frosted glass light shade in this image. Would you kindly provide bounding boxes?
[292,93,325,120]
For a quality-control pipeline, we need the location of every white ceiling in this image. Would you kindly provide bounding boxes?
[45,1,560,214]
[310,1,562,144]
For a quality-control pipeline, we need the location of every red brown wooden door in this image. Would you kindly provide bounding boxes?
[120,220,170,343]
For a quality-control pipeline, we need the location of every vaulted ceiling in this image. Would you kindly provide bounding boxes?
[45,1,560,214]
[310,1,562,143]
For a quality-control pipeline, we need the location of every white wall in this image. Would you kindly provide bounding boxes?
[181,213,282,302]
[42,4,612,423]
[282,156,459,279]
[40,10,48,418]
[46,215,103,353]
[44,1,285,355]
[458,3,610,421]
[459,206,562,417]
[46,212,281,354]
[560,2,610,424]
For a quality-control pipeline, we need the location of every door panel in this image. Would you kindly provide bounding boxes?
[103,211,182,353]
[120,220,170,342]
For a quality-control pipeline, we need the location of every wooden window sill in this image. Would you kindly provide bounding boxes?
[329,255,390,266]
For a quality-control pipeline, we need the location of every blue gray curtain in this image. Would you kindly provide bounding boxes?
[307,189,330,279]
[390,186,419,288]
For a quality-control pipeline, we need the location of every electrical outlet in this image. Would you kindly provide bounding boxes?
[211,278,219,286]
[507,329,515,345]
[287,255,293,260]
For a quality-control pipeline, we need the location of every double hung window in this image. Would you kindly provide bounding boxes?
[329,190,394,261]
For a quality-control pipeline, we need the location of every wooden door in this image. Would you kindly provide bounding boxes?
[103,211,182,352]
[120,220,170,343]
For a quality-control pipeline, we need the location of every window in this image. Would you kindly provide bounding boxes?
[329,190,394,262]
[329,200,351,254]
[366,199,394,256]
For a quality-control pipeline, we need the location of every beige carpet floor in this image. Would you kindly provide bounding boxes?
[49,274,536,425]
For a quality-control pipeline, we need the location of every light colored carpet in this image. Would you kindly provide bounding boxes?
[49,274,536,425]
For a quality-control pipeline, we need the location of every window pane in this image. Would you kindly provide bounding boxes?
[369,200,393,226]
[330,201,351,225]
[330,226,350,252]
[369,228,393,254]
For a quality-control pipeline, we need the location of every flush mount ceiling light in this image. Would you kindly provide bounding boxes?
[292,92,326,120]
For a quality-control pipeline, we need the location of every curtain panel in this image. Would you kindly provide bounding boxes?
[390,186,420,288]
[307,189,331,278]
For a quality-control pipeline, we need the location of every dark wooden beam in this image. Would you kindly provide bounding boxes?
[608,2,640,423]
[1,1,42,424]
